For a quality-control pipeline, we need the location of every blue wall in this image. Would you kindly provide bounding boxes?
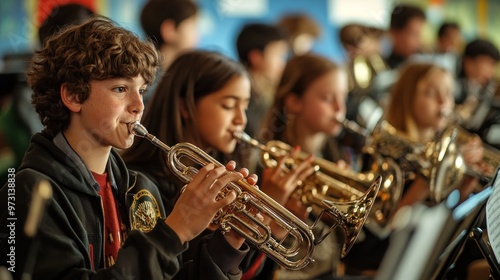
[1,0,500,72]
[195,0,344,63]
[0,0,347,71]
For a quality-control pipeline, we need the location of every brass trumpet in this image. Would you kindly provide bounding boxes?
[233,130,383,244]
[440,92,500,181]
[129,121,380,269]
[234,127,401,231]
[445,104,500,181]
[371,121,497,202]
[339,119,404,230]
[447,79,498,131]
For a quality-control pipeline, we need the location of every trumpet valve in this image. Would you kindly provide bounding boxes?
[220,222,232,234]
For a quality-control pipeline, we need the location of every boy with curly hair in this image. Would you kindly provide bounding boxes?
[0,17,249,279]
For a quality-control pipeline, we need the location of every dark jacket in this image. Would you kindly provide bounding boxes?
[0,132,186,279]
[127,150,257,280]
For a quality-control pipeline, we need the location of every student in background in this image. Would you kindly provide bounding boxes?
[384,63,482,204]
[343,62,484,276]
[140,0,199,105]
[258,53,351,279]
[337,23,388,134]
[236,23,289,140]
[339,23,386,63]
[385,4,426,69]
[457,39,499,98]
[455,38,500,145]
[261,53,350,165]
[140,0,199,70]
[277,13,321,56]
[0,17,244,280]
[436,22,463,54]
[388,62,491,280]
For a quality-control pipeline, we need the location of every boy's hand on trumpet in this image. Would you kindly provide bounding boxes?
[218,160,260,249]
[166,163,243,244]
[225,160,258,186]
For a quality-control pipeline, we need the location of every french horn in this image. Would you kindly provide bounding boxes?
[442,105,500,181]
[371,120,496,202]
[129,121,381,269]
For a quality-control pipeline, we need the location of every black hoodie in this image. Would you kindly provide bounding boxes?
[0,132,187,279]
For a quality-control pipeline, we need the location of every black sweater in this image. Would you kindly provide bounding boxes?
[0,132,187,279]
[128,157,258,280]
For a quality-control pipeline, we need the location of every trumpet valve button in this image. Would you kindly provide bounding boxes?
[239,193,251,203]
[220,222,231,233]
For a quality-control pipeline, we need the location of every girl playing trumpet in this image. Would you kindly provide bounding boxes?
[345,62,485,276]
[257,53,353,279]
[122,50,312,279]
[384,62,483,206]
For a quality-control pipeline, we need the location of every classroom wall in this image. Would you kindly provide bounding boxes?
[0,0,499,71]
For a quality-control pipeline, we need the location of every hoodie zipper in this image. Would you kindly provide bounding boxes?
[125,172,138,228]
[125,172,137,194]
[99,196,107,267]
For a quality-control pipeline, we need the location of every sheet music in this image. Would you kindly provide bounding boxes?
[486,169,500,263]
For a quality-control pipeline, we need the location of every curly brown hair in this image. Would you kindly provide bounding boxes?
[27,16,160,137]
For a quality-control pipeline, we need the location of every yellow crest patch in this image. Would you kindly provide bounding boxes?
[130,190,160,233]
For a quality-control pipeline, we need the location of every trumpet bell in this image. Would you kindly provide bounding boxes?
[234,130,385,254]
[362,151,403,228]
[372,121,495,204]
[428,127,467,202]
[333,119,405,231]
[320,175,382,256]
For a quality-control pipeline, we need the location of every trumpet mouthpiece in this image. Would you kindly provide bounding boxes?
[233,130,266,150]
[336,116,346,124]
[128,121,148,137]
[440,108,452,119]
[233,130,249,141]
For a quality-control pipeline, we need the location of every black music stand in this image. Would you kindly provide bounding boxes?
[433,166,500,280]
[375,167,500,280]
[469,226,500,279]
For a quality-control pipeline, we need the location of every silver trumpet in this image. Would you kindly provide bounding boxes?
[128,121,371,269]
[340,118,372,138]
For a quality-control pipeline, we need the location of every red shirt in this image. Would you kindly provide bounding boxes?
[92,172,126,268]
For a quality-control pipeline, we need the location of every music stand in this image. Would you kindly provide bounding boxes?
[472,164,500,278]
[433,166,500,279]
[469,226,500,279]
[376,167,500,280]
